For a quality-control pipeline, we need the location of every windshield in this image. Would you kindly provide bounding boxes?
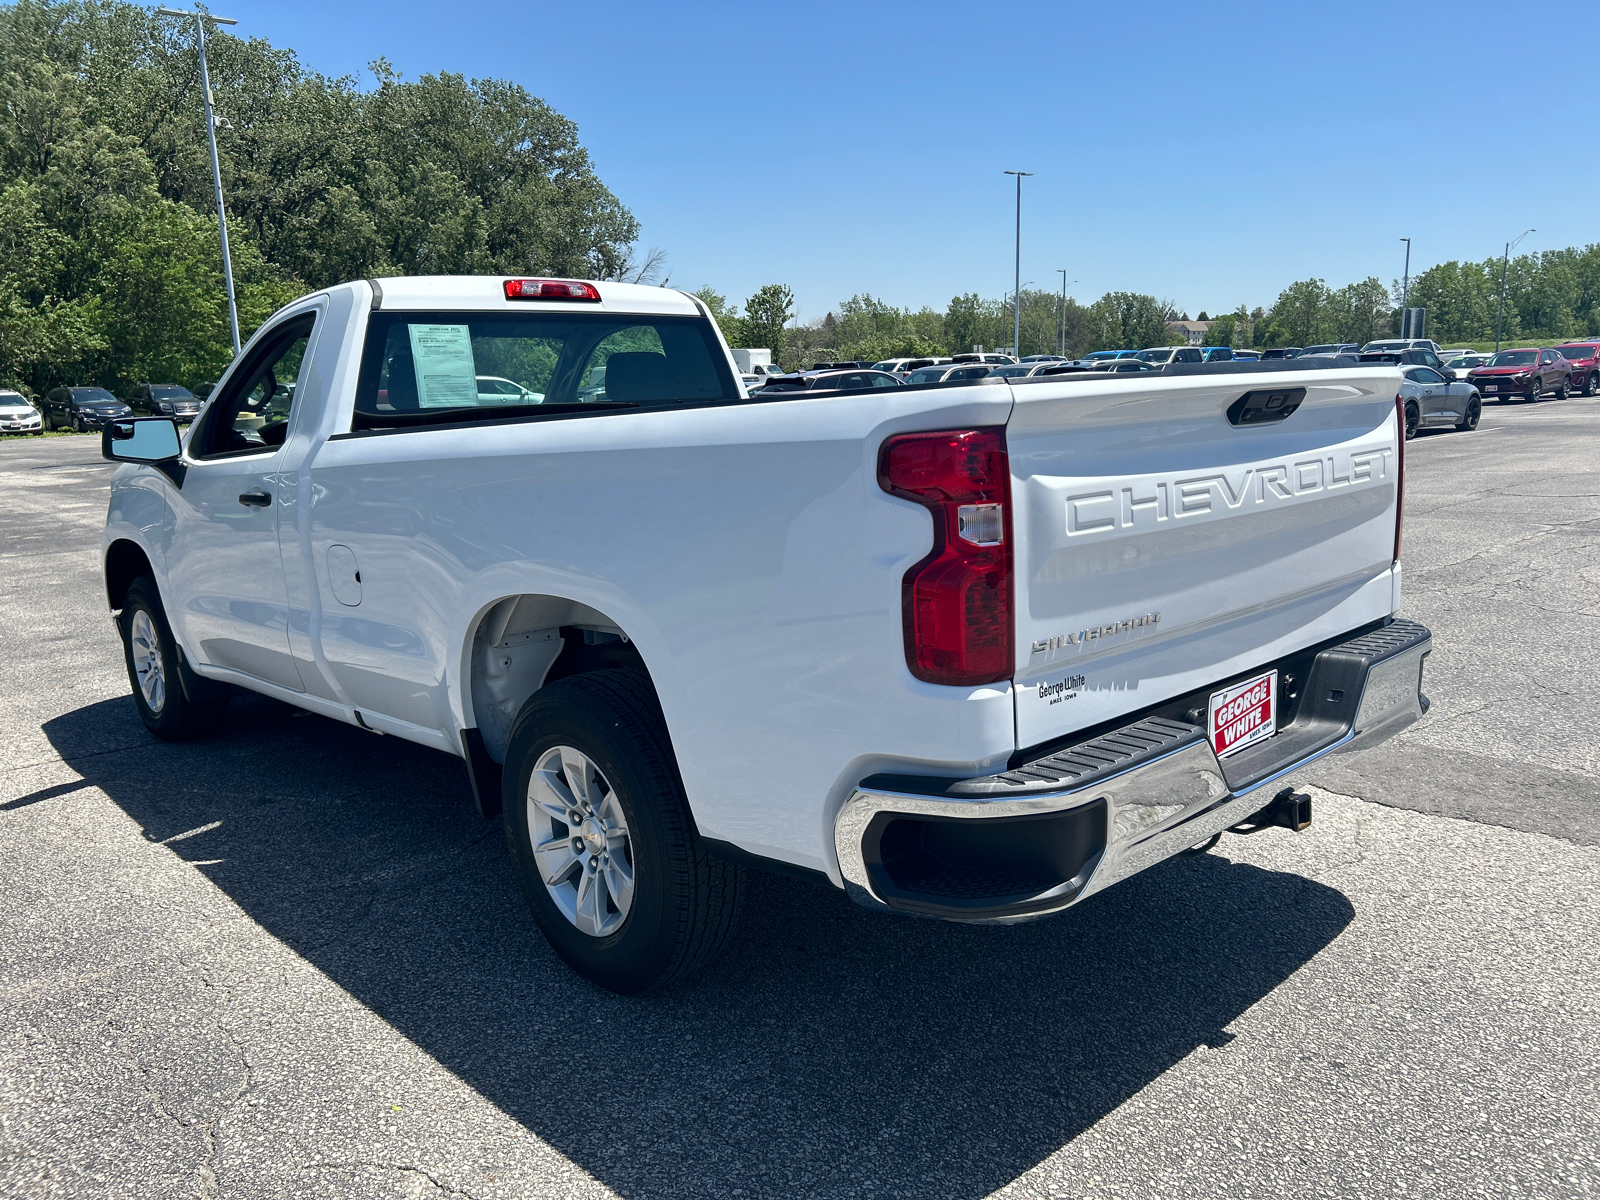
[1485,351,1537,366]
[72,388,118,403]
[1364,341,1406,352]
[1135,349,1171,362]
[907,369,948,384]
[991,366,1031,377]
[1559,345,1599,359]
[151,385,195,400]
[356,312,736,426]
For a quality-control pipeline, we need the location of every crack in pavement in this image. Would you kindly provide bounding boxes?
[310,1160,485,1198]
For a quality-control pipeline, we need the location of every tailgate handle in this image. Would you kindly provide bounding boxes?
[1228,387,1305,426]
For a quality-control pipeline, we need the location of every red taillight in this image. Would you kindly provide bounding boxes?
[879,428,1013,686]
[503,278,601,302]
[1393,393,1405,563]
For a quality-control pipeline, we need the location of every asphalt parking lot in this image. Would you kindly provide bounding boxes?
[2,401,1598,1200]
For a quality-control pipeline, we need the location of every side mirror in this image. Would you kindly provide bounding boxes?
[103,417,181,464]
[1444,370,1457,381]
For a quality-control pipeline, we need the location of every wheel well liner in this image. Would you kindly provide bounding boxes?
[105,540,153,611]
[467,594,652,766]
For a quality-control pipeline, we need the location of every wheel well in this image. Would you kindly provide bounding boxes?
[105,540,153,611]
[467,595,652,765]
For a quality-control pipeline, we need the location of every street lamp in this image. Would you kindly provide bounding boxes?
[1056,270,1076,357]
[1495,229,1535,353]
[1399,238,1411,331]
[1004,171,1032,358]
[156,6,242,358]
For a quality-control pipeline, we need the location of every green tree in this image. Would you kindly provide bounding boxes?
[741,283,793,357]
[692,286,742,345]
[1084,292,1174,352]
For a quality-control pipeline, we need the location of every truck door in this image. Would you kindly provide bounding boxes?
[163,313,318,692]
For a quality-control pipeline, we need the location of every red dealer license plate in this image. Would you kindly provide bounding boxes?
[1208,670,1278,758]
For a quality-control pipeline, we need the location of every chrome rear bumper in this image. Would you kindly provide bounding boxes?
[834,620,1431,922]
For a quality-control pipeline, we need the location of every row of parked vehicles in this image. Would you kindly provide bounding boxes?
[738,338,1600,444]
[0,381,211,435]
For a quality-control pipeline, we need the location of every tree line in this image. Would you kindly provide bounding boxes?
[0,0,642,396]
[702,246,1600,370]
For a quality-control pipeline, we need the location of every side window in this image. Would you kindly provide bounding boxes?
[194,314,315,458]
[870,372,900,388]
[1414,367,1443,384]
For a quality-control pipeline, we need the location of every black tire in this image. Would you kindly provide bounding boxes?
[1586,370,1599,397]
[1555,375,1569,400]
[1526,381,1541,403]
[1456,394,1481,431]
[1403,401,1419,440]
[502,670,745,994]
[119,575,229,741]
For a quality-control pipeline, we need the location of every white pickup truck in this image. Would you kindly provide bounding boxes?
[101,276,1431,992]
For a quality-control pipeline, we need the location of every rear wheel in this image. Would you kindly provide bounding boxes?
[502,670,745,993]
[1555,375,1570,400]
[1456,394,1481,431]
[120,575,230,741]
[1404,402,1419,440]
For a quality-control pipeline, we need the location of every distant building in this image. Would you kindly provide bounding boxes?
[1166,320,1213,346]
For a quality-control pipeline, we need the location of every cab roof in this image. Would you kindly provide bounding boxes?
[355,276,701,317]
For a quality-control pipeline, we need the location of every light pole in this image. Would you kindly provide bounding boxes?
[1004,170,1032,358]
[1399,237,1411,334]
[1495,229,1535,353]
[1056,270,1076,357]
[157,6,242,358]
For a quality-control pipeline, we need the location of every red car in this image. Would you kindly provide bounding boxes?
[1556,342,1600,395]
[1465,347,1573,403]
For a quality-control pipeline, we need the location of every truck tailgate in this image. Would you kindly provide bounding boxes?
[1007,367,1401,750]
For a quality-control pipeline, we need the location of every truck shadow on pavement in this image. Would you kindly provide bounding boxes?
[44,693,1355,1200]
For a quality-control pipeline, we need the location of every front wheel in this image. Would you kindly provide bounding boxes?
[1404,402,1419,440]
[1526,381,1541,403]
[1456,395,1481,431]
[120,575,229,740]
[1586,370,1599,397]
[71,415,83,432]
[503,670,745,994]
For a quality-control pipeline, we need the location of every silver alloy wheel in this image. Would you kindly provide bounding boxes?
[129,609,166,714]
[526,745,635,937]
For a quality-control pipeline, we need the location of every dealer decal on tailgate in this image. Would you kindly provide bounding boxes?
[1208,670,1277,758]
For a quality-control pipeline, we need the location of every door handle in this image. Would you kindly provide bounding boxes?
[238,490,272,507]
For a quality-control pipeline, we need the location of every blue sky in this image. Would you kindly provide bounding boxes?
[229,0,1597,321]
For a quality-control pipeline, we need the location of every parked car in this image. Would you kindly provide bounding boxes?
[1135,346,1205,366]
[1202,347,1235,362]
[1398,365,1481,438]
[871,357,949,378]
[1359,346,1453,374]
[1298,344,1358,358]
[475,375,545,405]
[126,383,203,422]
[809,361,875,370]
[950,352,1017,365]
[1257,347,1302,360]
[903,363,996,385]
[756,368,904,392]
[99,273,1429,993]
[1079,349,1139,362]
[1465,348,1572,402]
[41,386,132,431]
[1039,359,1157,376]
[1019,354,1068,363]
[193,382,218,401]
[1443,353,1491,376]
[1230,349,1261,361]
[1555,342,1600,395]
[1361,339,1442,355]
[0,389,43,434]
[986,362,1057,379]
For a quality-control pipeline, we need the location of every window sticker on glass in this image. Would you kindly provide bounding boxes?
[407,324,478,408]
